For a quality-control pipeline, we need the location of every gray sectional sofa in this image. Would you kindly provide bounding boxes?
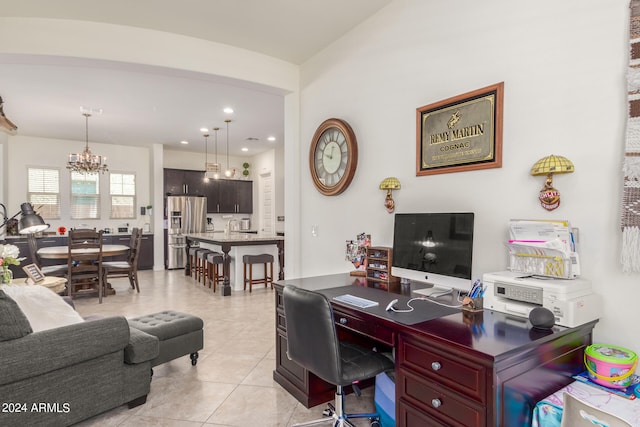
[0,302,159,427]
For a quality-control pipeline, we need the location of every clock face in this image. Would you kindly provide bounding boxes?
[309,118,358,196]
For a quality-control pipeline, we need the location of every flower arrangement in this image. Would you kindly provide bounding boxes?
[0,244,25,284]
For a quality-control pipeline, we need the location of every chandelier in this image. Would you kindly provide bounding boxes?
[67,112,108,174]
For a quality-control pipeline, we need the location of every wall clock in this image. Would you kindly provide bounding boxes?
[309,118,358,196]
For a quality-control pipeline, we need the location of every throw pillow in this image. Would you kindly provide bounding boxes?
[0,289,33,341]
[0,284,84,332]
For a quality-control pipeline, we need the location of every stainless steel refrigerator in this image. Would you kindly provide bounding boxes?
[166,196,206,269]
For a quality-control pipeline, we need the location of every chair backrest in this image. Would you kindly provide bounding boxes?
[67,230,104,275]
[560,392,632,427]
[26,234,41,268]
[68,228,101,244]
[282,285,342,385]
[128,228,142,265]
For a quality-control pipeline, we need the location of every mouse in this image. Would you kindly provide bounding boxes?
[385,299,398,311]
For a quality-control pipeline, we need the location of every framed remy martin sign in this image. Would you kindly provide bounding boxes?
[416,82,503,176]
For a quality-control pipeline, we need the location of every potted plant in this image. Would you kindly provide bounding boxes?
[242,162,250,178]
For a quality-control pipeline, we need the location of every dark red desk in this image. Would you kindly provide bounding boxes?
[273,274,596,427]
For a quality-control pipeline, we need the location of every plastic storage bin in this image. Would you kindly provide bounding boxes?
[585,344,637,389]
[374,371,395,427]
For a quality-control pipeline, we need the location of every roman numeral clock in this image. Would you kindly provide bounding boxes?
[309,118,358,196]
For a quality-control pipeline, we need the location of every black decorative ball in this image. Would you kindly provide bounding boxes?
[529,307,555,329]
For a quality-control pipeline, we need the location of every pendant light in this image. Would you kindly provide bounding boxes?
[225,119,232,178]
[67,112,108,174]
[212,127,220,179]
[202,131,210,182]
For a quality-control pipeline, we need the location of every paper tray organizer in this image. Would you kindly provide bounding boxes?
[506,243,574,279]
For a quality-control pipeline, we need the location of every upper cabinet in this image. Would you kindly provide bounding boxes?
[164,168,252,214]
[207,179,253,214]
[163,168,206,196]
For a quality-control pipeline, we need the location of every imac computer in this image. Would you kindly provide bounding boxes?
[391,212,474,293]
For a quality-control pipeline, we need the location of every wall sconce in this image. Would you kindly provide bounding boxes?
[530,155,574,211]
[379,177,401,213]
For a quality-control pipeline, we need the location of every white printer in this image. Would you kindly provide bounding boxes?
[482,271,601,328]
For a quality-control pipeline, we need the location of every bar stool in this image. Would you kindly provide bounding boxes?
[188,247,200,278]
[206,251,224,292]
[242,254,274,293]
[196,249,214,284]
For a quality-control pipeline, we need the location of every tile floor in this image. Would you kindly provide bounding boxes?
[73,269,378,427]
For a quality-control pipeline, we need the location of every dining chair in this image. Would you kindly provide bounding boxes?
[27,234,67,277]
[68,228,102,244]
[102,228,142,293]
[66,229,104,303]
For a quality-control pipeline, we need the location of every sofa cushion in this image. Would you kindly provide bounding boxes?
[125,327,159,364]
[0,289,33,341]
[0,284,84,332]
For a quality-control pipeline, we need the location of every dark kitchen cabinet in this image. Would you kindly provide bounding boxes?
[163,168,206,196]
[206,179,253,214]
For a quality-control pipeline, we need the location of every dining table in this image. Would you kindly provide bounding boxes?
[37,244,130,260]
[37,244,130,296]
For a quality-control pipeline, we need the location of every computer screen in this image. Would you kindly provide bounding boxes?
[391,212,474,291]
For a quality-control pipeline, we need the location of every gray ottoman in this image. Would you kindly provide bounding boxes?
[128,311,203,367]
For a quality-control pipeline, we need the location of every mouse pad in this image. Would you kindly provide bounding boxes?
[319,285,460,326]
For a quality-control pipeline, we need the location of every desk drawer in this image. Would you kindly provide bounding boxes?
[333,308,394,346]
[399,334,485,403]
[399,369,484,427]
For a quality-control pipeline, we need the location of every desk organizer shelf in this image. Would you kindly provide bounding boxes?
[365,246,397,288]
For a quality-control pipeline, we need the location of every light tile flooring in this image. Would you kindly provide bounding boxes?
[73,269,377,427]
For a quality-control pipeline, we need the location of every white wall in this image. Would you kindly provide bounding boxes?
[297,0,635,354]
[6,135,152,231]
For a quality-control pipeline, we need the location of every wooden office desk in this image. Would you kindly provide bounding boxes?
[273,274,596,427]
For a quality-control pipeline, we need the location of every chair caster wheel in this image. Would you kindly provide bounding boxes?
[370,421,381,427]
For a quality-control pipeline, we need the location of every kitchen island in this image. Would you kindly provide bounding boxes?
[186,232,284,296]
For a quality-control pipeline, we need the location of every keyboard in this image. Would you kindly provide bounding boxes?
[333,294,379,309]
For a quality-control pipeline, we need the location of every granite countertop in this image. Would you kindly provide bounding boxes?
[186,232,283,243]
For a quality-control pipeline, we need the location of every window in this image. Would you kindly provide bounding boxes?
[71,172,100,219]
[110,172,136,219]
[27,167,60,219]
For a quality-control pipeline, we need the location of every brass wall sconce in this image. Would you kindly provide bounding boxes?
[379,177,401,213]
[530,155,574,211]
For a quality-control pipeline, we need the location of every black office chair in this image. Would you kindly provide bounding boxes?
[282,285,394,427]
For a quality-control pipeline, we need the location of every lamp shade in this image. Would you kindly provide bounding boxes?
[530,155,574,176]
[18,203,49,234]
[379,177,401,190]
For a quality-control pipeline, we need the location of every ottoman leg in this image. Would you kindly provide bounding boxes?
[190,351,199,366]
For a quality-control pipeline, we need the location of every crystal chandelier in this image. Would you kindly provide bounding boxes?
[67,112,108,174]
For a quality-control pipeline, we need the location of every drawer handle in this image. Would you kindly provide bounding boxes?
[339,317,347,325]
[431,398,442,408]
[431,361,442,371]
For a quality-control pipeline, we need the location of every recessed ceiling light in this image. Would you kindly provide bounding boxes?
[200,128,208,133]
[180,140,189,145]
[267,136,276,142]
[223,107,234,114]
[241,147,249,152]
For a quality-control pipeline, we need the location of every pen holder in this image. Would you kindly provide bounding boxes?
[462,296,483,312]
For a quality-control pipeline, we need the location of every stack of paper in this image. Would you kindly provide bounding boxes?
[506,219,580,279]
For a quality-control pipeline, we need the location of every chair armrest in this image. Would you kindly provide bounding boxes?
[0,316,130,386]
[125,326,159,364]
